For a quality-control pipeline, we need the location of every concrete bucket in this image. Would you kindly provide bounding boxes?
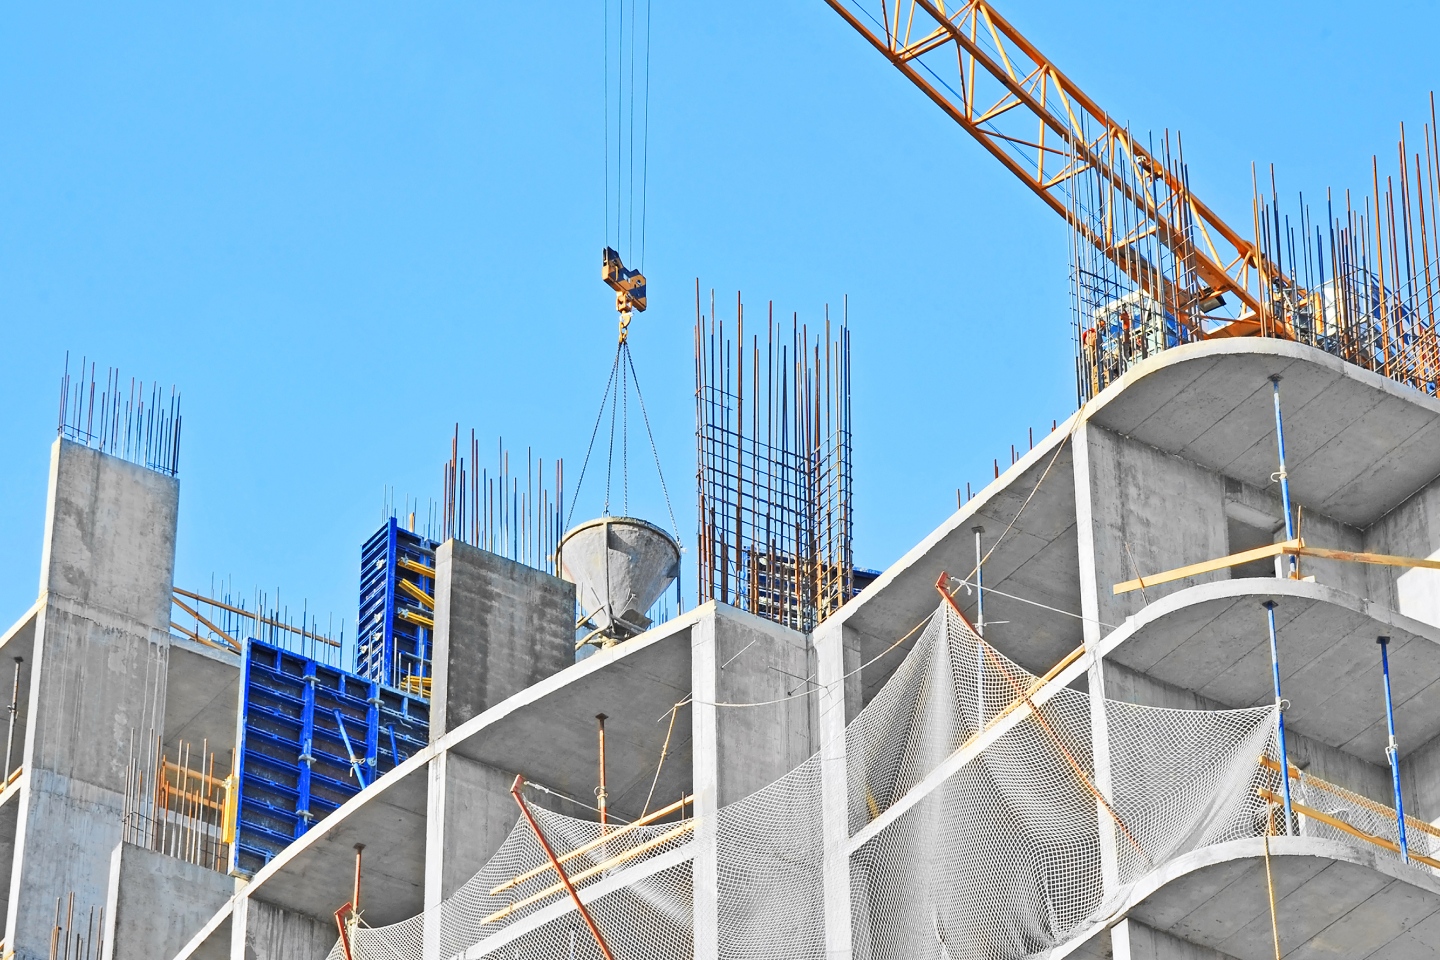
[559,516,680,643]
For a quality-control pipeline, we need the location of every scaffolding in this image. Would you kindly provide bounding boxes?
[695,289,853,632]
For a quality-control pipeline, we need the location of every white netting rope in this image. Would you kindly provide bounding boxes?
[330,601,1419,960]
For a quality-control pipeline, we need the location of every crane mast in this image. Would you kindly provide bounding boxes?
[822,0,1298,343]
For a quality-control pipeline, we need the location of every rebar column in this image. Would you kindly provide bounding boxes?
[1263,601,1295,832]
[1270,376,1297,578]
[1377,636,1410,863]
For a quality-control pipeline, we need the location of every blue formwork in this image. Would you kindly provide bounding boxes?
[230,639,430,878]
[356,518,438,688]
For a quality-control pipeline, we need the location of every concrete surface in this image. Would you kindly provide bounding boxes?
[1085,339,1440,529]
[1124,837,1440,960]
[103,841,233,960]
[431,540,576,739]
[8,439,178,960]
[163,639,239,769]
[1099,577,1440,761]
[39,439,179,630]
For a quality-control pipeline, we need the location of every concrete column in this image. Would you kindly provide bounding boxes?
[7,441,177,960]
[690,612,720,960]
[814,617,852,960]
[1073,422,1123,895]
[101,841,233,960]
[691,605,813,960]
[231,896,334,960]
[422,751,526,959]
[430,541,576,739]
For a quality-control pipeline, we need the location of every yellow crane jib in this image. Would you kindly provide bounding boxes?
[602,247,647,341]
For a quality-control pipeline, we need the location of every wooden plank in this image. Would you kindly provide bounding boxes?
[1113,540,1298,595]
[1293,545,1440,571]
[1257,788,1440,869]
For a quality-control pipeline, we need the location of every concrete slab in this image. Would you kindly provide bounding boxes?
[832,418,1083,701]
[219,606,702,932]
[1101,578,1440,761]
[1086,340,1440,528]
[1119,837,1440,960]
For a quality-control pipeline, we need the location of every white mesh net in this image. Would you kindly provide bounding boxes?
[328,601,1409,960]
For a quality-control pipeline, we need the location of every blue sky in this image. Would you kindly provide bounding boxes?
[3,1,1437,651]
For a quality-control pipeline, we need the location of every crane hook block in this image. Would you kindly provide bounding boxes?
[602,247,647,315]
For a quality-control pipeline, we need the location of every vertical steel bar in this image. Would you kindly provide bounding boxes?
[6,656,23,779]
[1377,636,1410,863]
[972,527,985,637]
[1270,376,1297,578]
[1263,600,1295,833]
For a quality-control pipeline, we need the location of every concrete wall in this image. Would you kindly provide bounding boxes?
[103,842,233,960]
[6,440,177,960]
[1367,473,1440,625]
[1084,426,1231,626]
[424,752,523,902]
[692,605,813,960]
[1402,733,1440,824]
[234,897,335,960]
[430,541,576,739]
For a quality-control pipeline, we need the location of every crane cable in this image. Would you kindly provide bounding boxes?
[566,339,680,547]
[604,0,652,271]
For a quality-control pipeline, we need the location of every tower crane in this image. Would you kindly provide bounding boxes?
[822,1,1306,348]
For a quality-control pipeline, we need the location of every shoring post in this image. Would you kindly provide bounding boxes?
[5,657,22,779]
[1263,601,1295,833]
[352,843,364,917]
[972,527,985,637]
[1270,377,1298,578]
[1377,637,1411,863]
[510,776,617,960]
[596,713,609,829]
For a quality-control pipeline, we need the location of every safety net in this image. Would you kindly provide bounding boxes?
[331,601,1284,960]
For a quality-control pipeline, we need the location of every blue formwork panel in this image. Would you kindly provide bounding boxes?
[231,638,430,878]
[356,518,437,689]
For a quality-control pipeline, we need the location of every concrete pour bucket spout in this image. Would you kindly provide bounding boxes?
[559,516,680,641]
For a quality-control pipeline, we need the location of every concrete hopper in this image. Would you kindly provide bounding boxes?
[560,516,680,644]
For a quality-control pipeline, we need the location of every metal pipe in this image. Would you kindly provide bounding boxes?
[1270,376,1297,578]
[1263,601,1295,833]
[6,656,23,779]
[972,527,985,637]
[510,776,617,960]
[596,713,609,828]
[1377,636,1411,863]
[352,843,364,917]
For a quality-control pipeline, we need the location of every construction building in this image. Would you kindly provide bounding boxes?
[7,332,1440,960]
[5,3,1440,960]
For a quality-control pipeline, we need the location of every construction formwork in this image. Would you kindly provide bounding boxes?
[231,639,429,877]
[356,518,438,693]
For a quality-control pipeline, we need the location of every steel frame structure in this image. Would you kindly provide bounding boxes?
[823,0,1280,337]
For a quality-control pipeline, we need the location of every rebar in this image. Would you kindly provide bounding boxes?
[695,287,853,632]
